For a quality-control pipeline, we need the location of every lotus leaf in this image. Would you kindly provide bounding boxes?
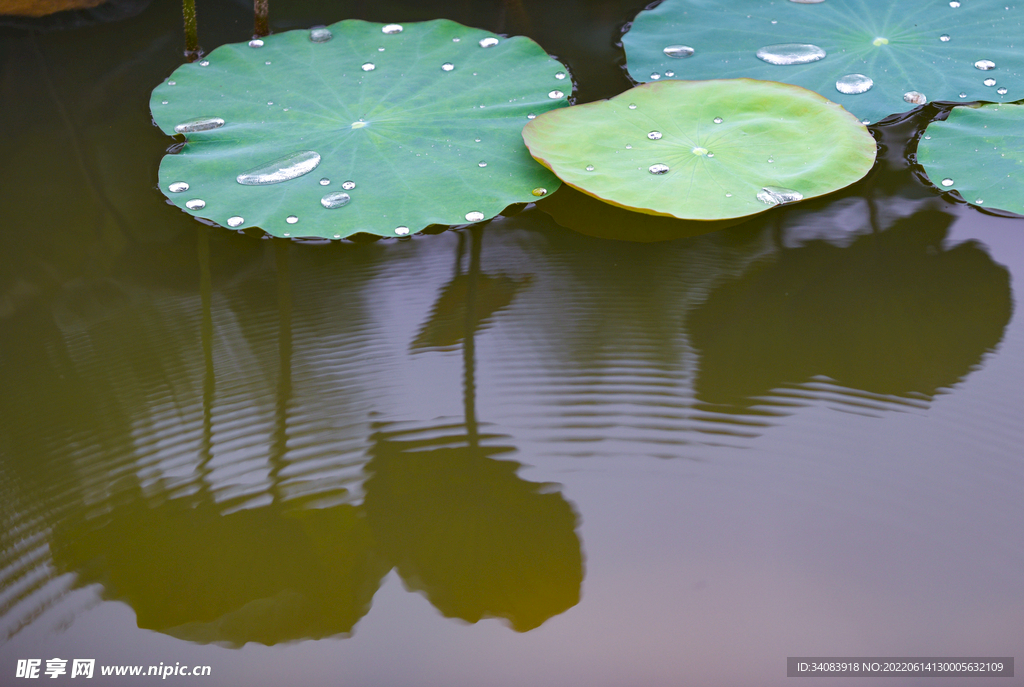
[916,103,1024,215]
[150,19,569,238]
[622,0,1024,124]
[522,79,877,221]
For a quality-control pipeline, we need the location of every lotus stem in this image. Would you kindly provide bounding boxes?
[254,0,269,38]
[182,0,201,61]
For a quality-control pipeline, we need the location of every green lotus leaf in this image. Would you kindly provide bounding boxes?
[150,19,568,239]
[522,79,877,221]
[622,0,1024,124]
[916,102,1024,215]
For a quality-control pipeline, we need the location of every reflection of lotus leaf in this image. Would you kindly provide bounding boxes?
[150,19,567,238]
[689,208,1012,408]
[363,424,583,632]
[50,491,389,646]
[623,0,1024,124]
[412,273,531,351]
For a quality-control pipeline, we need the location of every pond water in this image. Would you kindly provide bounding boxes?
[1,1,1022,685]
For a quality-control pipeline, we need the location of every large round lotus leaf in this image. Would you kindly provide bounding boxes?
[150,19,568,239]
[522,79,877,221]
[917,103,1024,215]
[622,0,1024,124]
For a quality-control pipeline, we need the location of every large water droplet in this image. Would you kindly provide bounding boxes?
[904,91,927,105]
[548,90,564,98]
[941,178,954,186]
[286,216,298,224]
[186,198,206,210]
[649,163,670,174]
[342,181,356,190]
[940,34,951,42]
[465,211,485,222]
[984,78,997,86]
[975,59,996,70]
[362,62,375,71]
[310,26,332,42]
[998,87,1008,95]
[395,226,410,235]
[169,181,189,193]
[757,186,803,206]
[173,117,225,134]
[713,117,723,124]
[532,187,547,197]
[836,74,873,94]
[479,37,499,48]
[248,39,264,48]
[478,161,487,167]
[663,45,695,58]
[321,192,351,209]
[227,216,244,227]
[755,43,826,65]
[648,131,663,140]
[236,150,321,185]
[382,24,403,34]
[441,62,455,71]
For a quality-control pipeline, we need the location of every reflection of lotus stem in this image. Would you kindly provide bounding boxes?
[254,0,269,39]
[182,0,200,60]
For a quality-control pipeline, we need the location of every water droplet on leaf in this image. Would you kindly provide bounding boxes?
[321,192,351,209]
[310,26,332,42]
[174,117,225,134]
[836,74,873,94]
[342,181,356,190]
[649,163,670,174]
[362,62,375,71]
[441,62,455,72]
[286,215,298,224]
[227,216,244,227]
[186,198,206,210]
[478,161,487,167]
[756,186,803,206]
[169,181,189,193]
[248,39,264,48]
[586,165,595,171]
[984,78,997,86]
[555,71,566,79]
[663,45,695,58]
[465,211,485,222]
[998,87,1008,95]
[941,178,954,186]
[532,188,547,197]
[628,103,637,109]
[199,60,210,66]
[395,226,410,235]
[548,90,564,98]
[755,43,826,65]
[319,178,330,186]
[382,24,403,34]
[714,117,723,124]
[647,131,663,140]
[479,37,499,48]
[975,59,996,70]
[904,91,927,104]
[940,34,951,42]
[236,150,321,185]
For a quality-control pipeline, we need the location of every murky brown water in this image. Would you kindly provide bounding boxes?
[2,1,1023,685]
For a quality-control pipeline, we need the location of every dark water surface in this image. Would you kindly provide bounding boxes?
[2,1,1023,685]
